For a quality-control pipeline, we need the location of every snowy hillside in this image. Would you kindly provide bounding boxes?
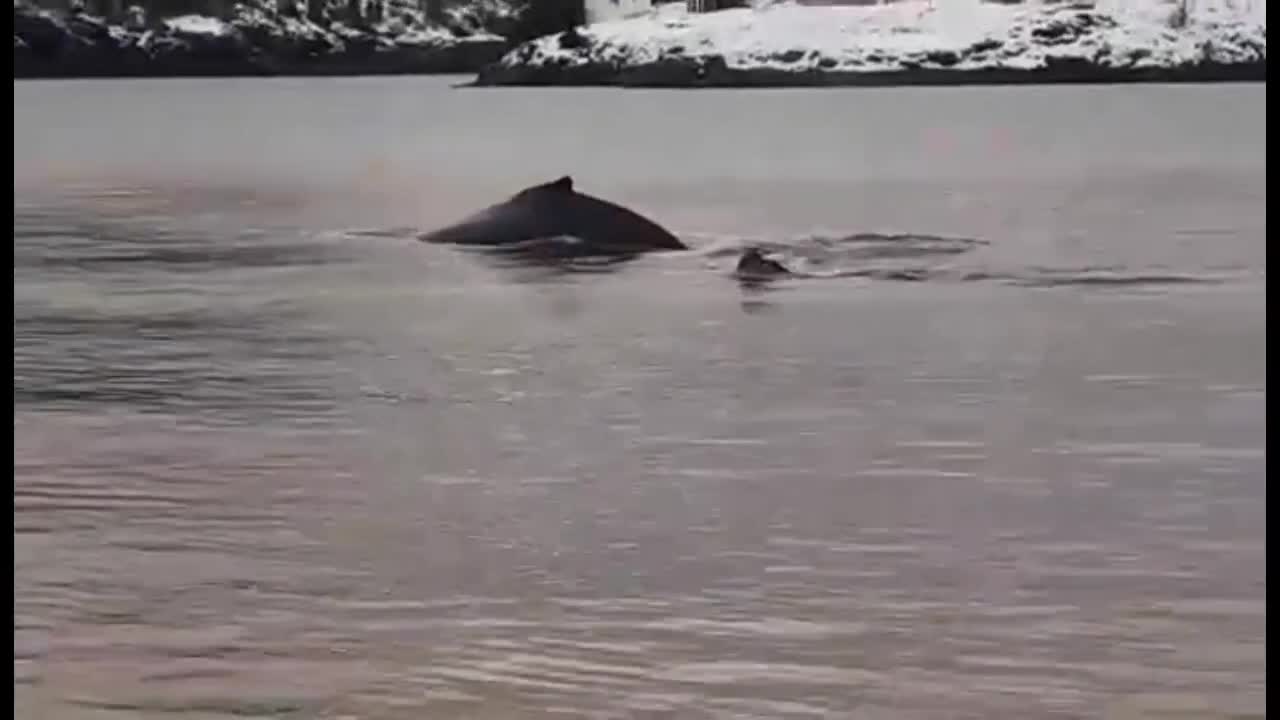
[14,0,518,77]
[476,0,1266,87]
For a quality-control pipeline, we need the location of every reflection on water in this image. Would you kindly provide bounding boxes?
[14,79,1267,720]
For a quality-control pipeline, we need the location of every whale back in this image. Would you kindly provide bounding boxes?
[420,175,686,252]
[514,176,686,251]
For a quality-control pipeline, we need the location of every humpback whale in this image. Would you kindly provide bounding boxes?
[419,176,687,254]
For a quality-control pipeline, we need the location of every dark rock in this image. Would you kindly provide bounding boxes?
[558,26,587,49]
[968,38,1003,54]
[13,6,72,59]
[1028,10,1112,45]
[1030,20,1074,43]
[617,56,701,85]
[923,49,959,66]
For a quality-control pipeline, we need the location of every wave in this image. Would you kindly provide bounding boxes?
[257,225,1241,289]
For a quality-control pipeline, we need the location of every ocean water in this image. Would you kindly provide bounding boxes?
[13,77,1267,719]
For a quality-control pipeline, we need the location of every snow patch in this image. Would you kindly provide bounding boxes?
[495,0,1266,76]
[163,13,231,36]
[585,0,654,25]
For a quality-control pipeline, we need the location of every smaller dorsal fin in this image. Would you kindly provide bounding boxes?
[515,176,575,200]
[546,175,573,192]
[514,176,576,202]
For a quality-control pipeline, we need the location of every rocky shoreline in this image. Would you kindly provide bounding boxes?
[13,1,513,78]
[14,0,1268,84]
[473,1,1267,88]
[473,54,1267,88]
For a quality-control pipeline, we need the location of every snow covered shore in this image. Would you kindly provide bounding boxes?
[474,0,1267,88]
[13,0,514,78]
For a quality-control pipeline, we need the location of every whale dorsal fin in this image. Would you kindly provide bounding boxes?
[545,175,574,192]
[515,175,575,201]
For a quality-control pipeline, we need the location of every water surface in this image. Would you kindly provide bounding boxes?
[14,77,1267,719]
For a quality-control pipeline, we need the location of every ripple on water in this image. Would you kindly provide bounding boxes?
[14,95,1268,720]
